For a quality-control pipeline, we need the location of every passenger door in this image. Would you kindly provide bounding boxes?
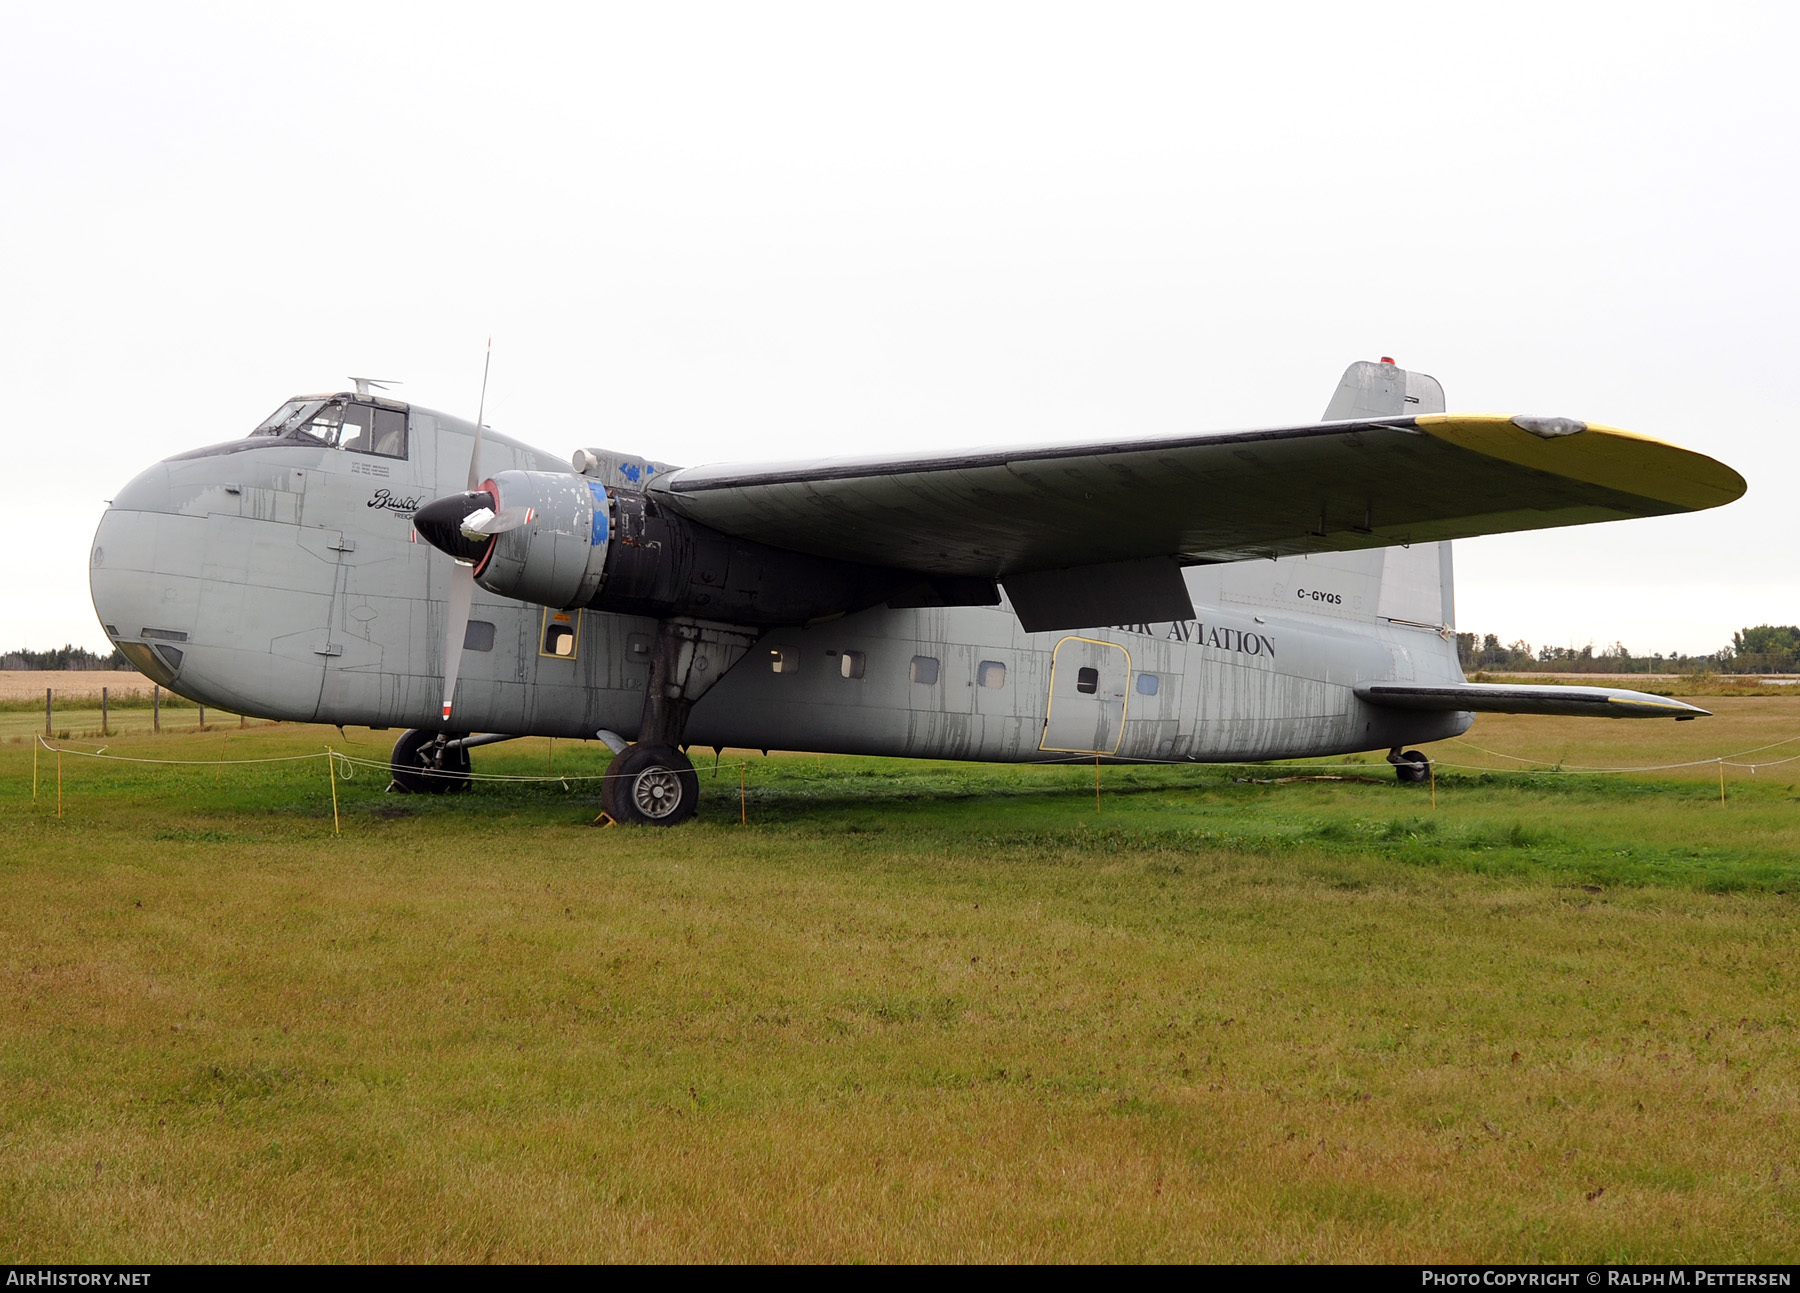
[1039,636,1131,754]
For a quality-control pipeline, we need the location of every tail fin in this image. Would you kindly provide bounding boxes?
[1322,358,1446,421]
[1327,359,1453,631]
[1197,360,1456,635]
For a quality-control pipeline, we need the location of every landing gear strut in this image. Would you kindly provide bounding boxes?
[390,728,472,794]
[603,618,757,826]
[1387,747,1431,785]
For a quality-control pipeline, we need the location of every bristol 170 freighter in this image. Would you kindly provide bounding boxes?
[90,360,1743,823]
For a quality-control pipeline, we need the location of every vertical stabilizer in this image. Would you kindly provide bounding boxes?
[1322,358,1445,421]
[1326,361,1453,631]
[1194,360,1457,636]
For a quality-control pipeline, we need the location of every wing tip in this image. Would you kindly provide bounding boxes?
[1413,413,1746,512]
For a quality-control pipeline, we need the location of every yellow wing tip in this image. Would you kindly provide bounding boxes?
[1412,414,1746,511]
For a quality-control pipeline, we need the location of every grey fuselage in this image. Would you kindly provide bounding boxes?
[89,402,1471,762]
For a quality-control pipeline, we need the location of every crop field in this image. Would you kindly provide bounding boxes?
[2,702,1798,1262]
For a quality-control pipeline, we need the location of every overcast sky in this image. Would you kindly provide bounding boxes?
[5,2,1794,657]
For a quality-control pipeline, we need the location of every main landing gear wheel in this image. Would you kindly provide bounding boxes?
[603,743,700,825]
[1391,749,1431,785]
[390,727,472,794]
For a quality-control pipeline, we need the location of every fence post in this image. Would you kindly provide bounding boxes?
[153,685,161,734]
[198,705,206,730]
[45,688,52,738]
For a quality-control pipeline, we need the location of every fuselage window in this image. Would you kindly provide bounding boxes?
[910,655,940,685]
[771,647,799,674]
[840,650,866,679]
[977,660,1006,689]
[464,620,496,652]
[1136,673,1159,696]
[1076,666,1099,694]
[542,608,578,659]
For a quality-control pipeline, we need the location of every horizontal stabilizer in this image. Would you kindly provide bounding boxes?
[1356,682,1709,719]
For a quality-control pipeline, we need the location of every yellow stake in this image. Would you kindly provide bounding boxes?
[32,737,38,801]
[57,746,63,820]
[327,749,341,835]
[546,737,554,775]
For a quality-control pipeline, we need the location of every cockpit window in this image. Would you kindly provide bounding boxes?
[250,398,326,437]
[340,403,408,457]
[246,398,407,458]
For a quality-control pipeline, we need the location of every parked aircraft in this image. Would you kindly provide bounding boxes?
[90,361,1745,823]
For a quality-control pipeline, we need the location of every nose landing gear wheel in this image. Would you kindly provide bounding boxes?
[390,727,472,794]
[603,743,700,825]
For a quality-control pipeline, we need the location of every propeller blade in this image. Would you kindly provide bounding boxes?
[468,338,492,491]
[440,562,474,726]
[438,338,493,729]
[463,505,533,537]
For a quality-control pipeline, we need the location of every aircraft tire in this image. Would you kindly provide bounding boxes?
[1393,749,1431,784]
[390,727,473,794]
[603,743,700,826]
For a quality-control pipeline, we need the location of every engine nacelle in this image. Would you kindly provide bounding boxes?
[475,470,612,608]
[417,469,996,626]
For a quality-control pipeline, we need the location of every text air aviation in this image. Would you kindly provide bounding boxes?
[90,361,1745,824]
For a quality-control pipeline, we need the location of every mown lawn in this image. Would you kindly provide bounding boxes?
[1,713,1796,1261]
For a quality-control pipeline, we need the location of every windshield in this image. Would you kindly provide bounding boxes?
[247,397,407,458]
[250,398,327,438]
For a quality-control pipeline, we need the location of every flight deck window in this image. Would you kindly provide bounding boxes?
[910,655,939,685]
[295,403,344,445]
[1076,666,1099,694]
[251,399,321,437]
[339,402,408,458]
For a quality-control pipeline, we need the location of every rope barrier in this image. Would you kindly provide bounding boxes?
[1447,731,1800,774]
[26,728,1800,806]
[33,734,328,766]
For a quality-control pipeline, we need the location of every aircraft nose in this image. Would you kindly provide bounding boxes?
[90,462,198,686]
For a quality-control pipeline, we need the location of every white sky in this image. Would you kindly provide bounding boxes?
[4,2,1794,657]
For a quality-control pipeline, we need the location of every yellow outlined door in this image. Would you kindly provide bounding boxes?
[1039,635,1131,754]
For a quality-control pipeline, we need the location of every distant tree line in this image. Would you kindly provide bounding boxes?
[1,644,134,671]
[1456,625,1800,675]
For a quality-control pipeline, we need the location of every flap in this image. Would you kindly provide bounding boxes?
[648,415,1744,579]
[1003,557,1195,634]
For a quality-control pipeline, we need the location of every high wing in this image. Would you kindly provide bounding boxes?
[647,412,1744,631]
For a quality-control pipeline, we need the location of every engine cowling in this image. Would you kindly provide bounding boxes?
[416,469,933,625]
[474,471,613,608]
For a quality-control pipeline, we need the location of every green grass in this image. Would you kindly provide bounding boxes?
[2,715,1798,1261]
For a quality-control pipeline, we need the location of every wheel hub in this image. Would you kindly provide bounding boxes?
[632,766,684,819]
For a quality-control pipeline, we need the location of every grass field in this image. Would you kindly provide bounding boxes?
[2,707,1797,1262]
